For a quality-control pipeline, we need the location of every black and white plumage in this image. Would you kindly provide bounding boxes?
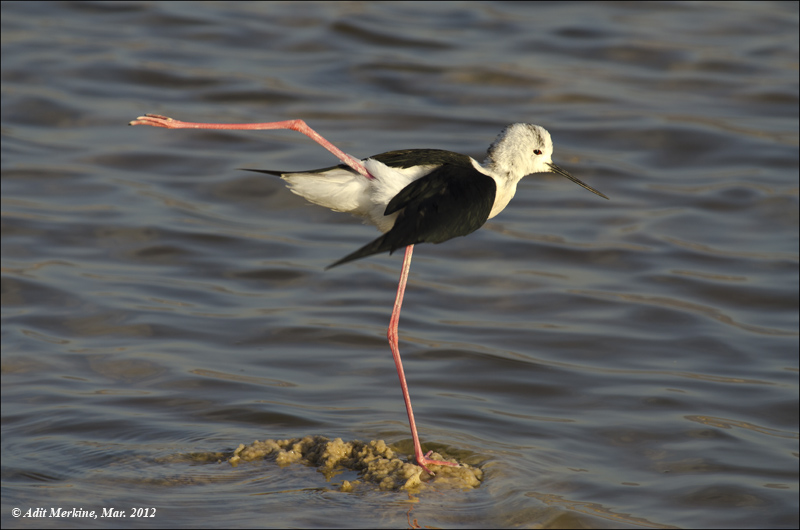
[247,123,608,268]
[129,114,608,476]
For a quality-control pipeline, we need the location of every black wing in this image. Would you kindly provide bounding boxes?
[328,164,496,269]
[243,148,474,176]
[370,149,474,169]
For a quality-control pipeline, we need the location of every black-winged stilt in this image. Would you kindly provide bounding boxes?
[129,114,608,475]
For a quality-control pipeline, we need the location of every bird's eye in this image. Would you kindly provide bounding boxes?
[533,149,542,155]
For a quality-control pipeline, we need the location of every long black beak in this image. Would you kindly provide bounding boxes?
[547,163,609,200]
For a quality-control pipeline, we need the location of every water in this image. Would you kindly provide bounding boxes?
[2,2,797,528]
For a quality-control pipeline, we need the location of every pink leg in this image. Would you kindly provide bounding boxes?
[129,114,373,180]
[389,245,459,475]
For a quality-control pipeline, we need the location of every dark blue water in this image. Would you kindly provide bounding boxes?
[2,2,798,528]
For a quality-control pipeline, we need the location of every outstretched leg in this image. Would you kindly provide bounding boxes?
[389,245,460,475]
[129,114,373,180]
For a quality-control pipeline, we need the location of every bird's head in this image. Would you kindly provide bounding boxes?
[484,123,608,199]
[484,123,554,178]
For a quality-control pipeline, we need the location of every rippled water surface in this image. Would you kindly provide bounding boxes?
[2,2,798,528]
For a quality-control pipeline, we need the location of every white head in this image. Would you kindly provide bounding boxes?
[482,123,608,200]
[483,123,554,179]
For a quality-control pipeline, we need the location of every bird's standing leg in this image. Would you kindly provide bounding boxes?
[389,245,460,475]
[129,114,373,180]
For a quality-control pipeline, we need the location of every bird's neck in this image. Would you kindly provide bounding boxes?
[476,158,523,220]
[488,177,520,219]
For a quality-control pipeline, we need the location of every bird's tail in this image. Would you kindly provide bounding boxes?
[241,168,285,177]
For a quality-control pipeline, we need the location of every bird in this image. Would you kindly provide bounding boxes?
[129,114,609,475]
